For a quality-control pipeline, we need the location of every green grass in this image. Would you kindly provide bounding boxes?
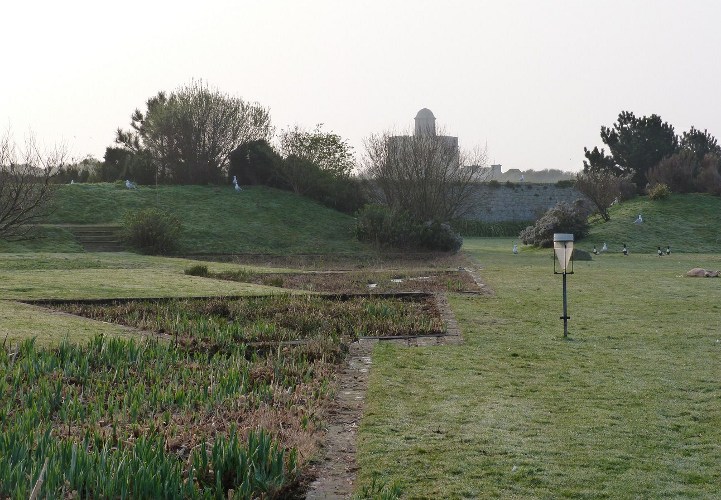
[356,237,721,498]
[583,193,721,255]
[2,183,368,255]
[0,253,291,346]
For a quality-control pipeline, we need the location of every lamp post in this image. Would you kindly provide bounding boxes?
[553,233,574,338]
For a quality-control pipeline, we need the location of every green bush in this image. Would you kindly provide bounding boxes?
[354,205,463,253]
[648,183,671,200]
[184,264,209,277]
[519,200,590,248]
[122,208,182,255]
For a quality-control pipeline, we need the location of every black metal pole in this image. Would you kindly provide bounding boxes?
[562,271,568,337]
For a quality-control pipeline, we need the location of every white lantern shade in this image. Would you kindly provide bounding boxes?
[553,233,574,272]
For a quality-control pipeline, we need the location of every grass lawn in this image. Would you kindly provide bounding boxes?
[0,253,289,346]
[356,238,721,498]
[20,183,368,255]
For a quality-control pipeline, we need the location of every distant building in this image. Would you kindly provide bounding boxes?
[388,108,460,166]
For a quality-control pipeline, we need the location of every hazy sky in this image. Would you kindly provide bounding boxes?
[2,0,720,172]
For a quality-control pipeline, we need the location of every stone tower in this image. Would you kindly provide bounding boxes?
[414,108,436,137]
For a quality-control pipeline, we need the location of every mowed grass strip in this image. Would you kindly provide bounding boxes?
[356,238,721,498]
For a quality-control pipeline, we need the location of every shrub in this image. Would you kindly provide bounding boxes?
[618,176,637,201]
[354,205,463,253]
[519,200,590,248]
[184,264,209,277]
[694,154,721,195]
[556,179,574,188]
[487,179,500,188]
[647,183,671,200]
[354,205,415,248]
[647,151,696,193]
[419,221,463,252]
[122,208,182,255]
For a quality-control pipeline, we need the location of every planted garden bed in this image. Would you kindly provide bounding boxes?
[1,294,443,498]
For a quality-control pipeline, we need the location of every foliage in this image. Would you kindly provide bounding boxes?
[122,207,182,255]
[647,182,671,200]
[680,126,721,160]
[353,472,403,500]
[184,264,209,276]
[0,132,63,240]
[97,147,155,185]
[361,128,487,222]
[277,124,356,180]
[574,170,628,221]
[694,154,721,195]
[519,200,590,247]
[115,80,273,185]
[646,150,697,193]
[419,221,463,252]
[354,205,462,253]
[583,111,678,191]
[1,293,442,497]
[227,134,366,214]
[52,156,99,184]
[228,139,285,188]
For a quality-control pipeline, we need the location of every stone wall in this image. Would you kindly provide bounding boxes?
[462,183,586,222]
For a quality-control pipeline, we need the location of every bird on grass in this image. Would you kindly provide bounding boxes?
[658,246,663,257]
[622,243,628,256]
[512,243,518,255]
[666,245,671,255]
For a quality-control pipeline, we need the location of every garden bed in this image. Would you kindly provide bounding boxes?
[1,294,444,498]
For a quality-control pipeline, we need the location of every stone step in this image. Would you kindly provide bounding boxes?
[62,225,126,252]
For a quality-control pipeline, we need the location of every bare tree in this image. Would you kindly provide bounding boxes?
[574,170,625,222]
[0,133,64,240]
[361,128,487,221]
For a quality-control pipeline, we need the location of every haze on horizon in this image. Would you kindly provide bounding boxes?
[2,0,720,173]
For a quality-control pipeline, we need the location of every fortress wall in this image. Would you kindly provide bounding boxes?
[463,183,586,222]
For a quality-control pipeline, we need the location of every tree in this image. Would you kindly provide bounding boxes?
[584,111,678,191]
[228,139,285,187]
[276,124,356,193]
[0,133,64,240]
[680,126,721,161]
[574,171,626,222]
[361,128,487,222]
[115,81,273,184]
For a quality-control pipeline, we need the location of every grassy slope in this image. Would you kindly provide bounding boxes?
[357,238,721,498]
[0,183,367,255]
[583,193,721,255]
